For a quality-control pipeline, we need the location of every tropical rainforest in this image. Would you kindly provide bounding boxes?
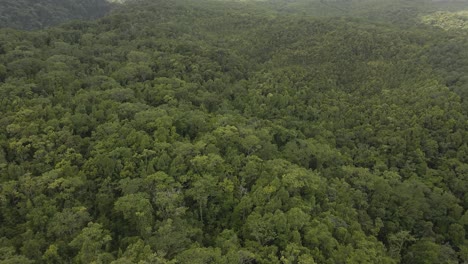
[0,0,113,30]
[0,0,467,263]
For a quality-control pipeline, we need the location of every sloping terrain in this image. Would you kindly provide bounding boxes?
[0,0,113,30]
[0,0,467,263]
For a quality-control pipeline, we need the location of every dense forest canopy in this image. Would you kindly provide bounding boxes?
[0,0,467,263]
[0,0,114,30]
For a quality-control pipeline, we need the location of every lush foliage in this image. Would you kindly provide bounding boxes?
[421,10,468,30]
[0,0,467,263]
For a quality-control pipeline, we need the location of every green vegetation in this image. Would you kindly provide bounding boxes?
[0,0,467,263]
[421,11,468,30]
[0,0,113,30]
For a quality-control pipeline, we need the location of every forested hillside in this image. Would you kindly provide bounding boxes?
[0,0,113,30]
[0,0,467,263]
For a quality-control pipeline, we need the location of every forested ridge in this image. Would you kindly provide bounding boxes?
[0,0,467,263]
[0,0,113,30]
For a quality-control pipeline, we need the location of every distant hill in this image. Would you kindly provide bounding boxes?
[0,0,114,30]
